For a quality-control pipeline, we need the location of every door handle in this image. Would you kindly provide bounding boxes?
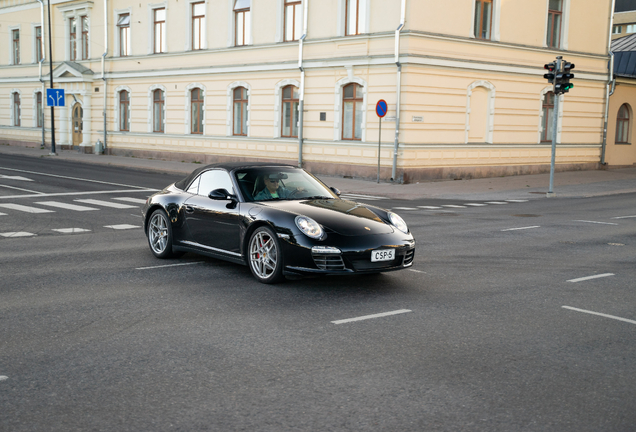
[185,205,194,214]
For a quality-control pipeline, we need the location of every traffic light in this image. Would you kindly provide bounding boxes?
[561,62,575,93]
[544,62,556,84]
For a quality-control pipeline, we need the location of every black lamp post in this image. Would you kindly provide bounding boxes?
[47,0,56,154]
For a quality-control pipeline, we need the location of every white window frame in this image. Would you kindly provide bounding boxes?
[334,75,367,142]
[148,84,167,133]
[273,79,301,137]
[469,0,501,42]
[57,2,93,62]
[187,0,208,51]
[11,89,22,127]
[31,23,43,64]
[33,89,43,128]
[543,0,570,50]
[148,3,168,55]
[337,0,369,37]
[114,85,132,132]
[226,81,251,137]
[114,8,132,57]
[538,87,563,144]
[465,80,496,144]
[185,83,206,135]
[276,0,304,43]
[228,0,253,47]
[8,25,21,65]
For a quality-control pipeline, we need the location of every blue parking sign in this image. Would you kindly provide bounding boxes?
[46,88,65,107]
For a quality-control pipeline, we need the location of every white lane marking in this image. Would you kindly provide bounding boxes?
[464,203,487,207]
[574,220,618,226]
[392,207,418,210]
[408,269,426,273]
[485,201,508,205]
[76,199,137,209]
[0,184,44,194]
[136,262,203,270]
[0,203,54,214]
[0,166,154,190]
[341,195,381,201]
[0,376,8,381]
[332,309,412,325]
[567,273,615,283]
[36,201,99,211]
[441,205,467,208]
[417,206,443,210]
[340,193,388,199]
[501,226,541,231]
[0,212,6,216]
[612,215,636,219]
[104,224,141,230]
[0,232,36,238]
[0,189,158,200]
[0,175,33,181]
[506,199,529,203]
[563,306,636,326]
[113,197,147,204]
[52,228,91,234]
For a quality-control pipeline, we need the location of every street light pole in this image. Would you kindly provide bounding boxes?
[47,0,56,155]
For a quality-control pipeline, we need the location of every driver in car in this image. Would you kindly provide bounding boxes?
[254,173,298,200]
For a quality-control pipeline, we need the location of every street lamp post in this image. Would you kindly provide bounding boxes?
[47,0,56,155]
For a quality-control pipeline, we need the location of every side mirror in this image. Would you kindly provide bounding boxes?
[209,188,237,201]
[330,186,341,197]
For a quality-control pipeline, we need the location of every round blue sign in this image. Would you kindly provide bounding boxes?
[376,100,388,118]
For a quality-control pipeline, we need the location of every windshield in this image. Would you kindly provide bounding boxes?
[234,167,338,202]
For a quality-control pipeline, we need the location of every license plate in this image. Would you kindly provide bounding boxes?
[371,249,394,262]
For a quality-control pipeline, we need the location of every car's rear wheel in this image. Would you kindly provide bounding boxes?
[148,209,176,258]
[248,226,284,284]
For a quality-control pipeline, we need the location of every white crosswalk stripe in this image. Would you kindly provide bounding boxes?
[113,197,147,204]
[417,206,443,210]
[0,203,54,213]
[36,201,99,211]
[441,205,467,208]
[464,203,488,207]
[104,224,141,230]
[75,199,137,209]
[485,201,508,205]
[0,232,36,238]
[52,228,92,234]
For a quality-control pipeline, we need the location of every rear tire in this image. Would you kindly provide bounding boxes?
[248,226,285,284]
[147,209,177,259]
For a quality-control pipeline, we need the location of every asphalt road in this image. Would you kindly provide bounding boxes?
[1,155,635,431]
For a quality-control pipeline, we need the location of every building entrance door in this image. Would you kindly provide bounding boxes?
[72,103,83,147]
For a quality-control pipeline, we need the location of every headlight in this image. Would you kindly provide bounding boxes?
[295,216,324,240]
[388,212,409,234]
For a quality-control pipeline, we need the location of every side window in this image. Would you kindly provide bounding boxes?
[616,103,631,144]
[187,176,200,194]
[473,0,492,40]
[198,170,235,196]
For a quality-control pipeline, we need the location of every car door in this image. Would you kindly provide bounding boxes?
[183,169,241,255]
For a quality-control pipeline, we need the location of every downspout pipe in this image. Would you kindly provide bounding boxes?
[601,0,617,165]
[391,0,406,182]
[37,0,45,149]
[298,0,309,168]
[102,0,108,153]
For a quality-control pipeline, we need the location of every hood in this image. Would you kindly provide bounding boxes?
[262,199,394,236]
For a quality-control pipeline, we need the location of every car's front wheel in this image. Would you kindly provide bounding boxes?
[248,226,284,284]
[147,209,176,258]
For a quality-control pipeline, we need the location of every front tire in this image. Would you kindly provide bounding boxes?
[147,209,176,258]
[248,226,284,284]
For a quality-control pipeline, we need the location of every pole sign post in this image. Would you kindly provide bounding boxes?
[376,100,388,183]
[46,88,65,107]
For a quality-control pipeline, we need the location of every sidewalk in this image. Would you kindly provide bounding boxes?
[2,144,636,201]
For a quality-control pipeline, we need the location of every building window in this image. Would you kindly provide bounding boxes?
[474,0,492,40]
[616,104,631,144]
[627,24,636,34]
[118,14,130,56]
[192,2,205,50]
[234,0,251,46]
[12,30,20,64]
[154,8,166,53]
[36,92,43,128]
[35,26,43,62]
[81,16,89,59]
[342,83,363,140]
[233,86,248,136]
[13,93,21,127]
[281,85,299,138]
[191,88,204,134]
[546,0,562,48]
[119,90,130,132]
[346,0,361,36]
[70,18,77,60]
[153,89,164,133]
[285,0,302,42]
[613,25,623,35]
[541,92,555,143]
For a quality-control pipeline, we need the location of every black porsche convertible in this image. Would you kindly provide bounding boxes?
[142,163,415,283]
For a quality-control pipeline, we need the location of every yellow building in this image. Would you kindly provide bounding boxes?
[0,0,616,182]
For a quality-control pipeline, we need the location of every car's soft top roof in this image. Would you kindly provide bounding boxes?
[174,162,298,190]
